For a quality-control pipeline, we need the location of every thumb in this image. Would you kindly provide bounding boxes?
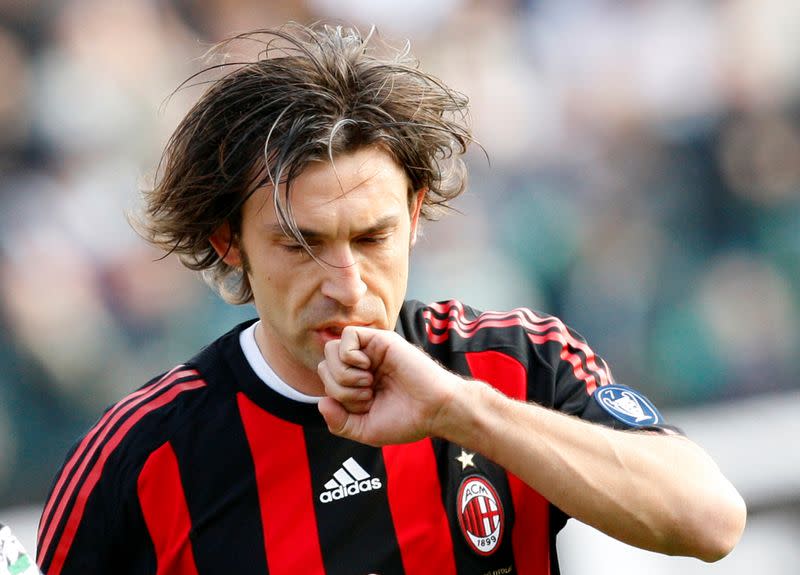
[318,397,356,437]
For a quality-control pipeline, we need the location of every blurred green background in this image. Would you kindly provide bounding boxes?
[1,5,799,564]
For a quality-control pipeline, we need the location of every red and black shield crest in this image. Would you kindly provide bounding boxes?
[456,475,504,556]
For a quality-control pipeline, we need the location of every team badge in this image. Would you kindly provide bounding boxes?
[457,476,504,556]
[595,384,662,427]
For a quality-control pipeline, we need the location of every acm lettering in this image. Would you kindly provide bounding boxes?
[465,483,489,497]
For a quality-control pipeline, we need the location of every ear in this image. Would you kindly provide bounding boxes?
[209,221,244,267]
[409,188,426,247]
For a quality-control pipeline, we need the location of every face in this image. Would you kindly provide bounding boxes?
[211,147,424,392]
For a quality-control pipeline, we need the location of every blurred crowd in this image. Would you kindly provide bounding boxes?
[1,0,799,508]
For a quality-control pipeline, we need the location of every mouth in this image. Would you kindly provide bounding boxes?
[317,326,343,341]
[313,322,371,343]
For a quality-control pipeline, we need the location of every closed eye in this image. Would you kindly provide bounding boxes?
[280,240,321,254]
[355,232,392,245]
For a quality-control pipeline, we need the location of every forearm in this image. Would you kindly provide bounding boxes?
[318,326,746,560]
[434,377,746,561]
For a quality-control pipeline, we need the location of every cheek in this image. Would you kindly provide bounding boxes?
[274,265,321,305]
[374,244,410,293]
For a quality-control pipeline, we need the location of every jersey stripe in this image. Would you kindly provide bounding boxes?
[170,395,269,573]
[425,300,611,394]
[237,393,325,575]
[465,350,527,400]
[506,477,552,575]
[37,367,199,560]
[383,439,457,575]
[43,377,206,575]
[466,351,551,575]
[137,442,199,575]
[37,365,197,559]
[304,429,404,574]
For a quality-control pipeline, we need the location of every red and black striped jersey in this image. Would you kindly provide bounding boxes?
[37,299,673,575]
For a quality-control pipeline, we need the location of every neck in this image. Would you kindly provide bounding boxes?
[253,321,325,396]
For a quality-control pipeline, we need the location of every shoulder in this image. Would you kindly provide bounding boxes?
[54,320,255,482]
[399,298,577,352]
[68,365,211,480]
[399,299,613,389]
[37,323,258,570]
[36,364,211,567]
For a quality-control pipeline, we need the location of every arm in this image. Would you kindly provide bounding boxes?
[317,326,747,562]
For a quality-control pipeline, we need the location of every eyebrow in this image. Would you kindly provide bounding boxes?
[267,214,401,241]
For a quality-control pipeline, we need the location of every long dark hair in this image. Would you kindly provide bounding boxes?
[138,22,474,304]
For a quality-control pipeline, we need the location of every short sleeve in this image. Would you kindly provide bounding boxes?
[545,321,680,434]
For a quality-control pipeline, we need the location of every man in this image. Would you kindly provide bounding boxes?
[37,23,745,575]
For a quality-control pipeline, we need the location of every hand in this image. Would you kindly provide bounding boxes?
[317,326,457,446]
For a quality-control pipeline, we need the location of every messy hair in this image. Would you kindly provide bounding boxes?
[139,22,474,304]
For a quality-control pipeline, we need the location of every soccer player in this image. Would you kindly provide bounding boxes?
[37,23,746,575]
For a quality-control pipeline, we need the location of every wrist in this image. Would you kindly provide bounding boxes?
[429,375,492,448]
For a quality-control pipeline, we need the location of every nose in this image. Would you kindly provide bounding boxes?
[320,254,367,307]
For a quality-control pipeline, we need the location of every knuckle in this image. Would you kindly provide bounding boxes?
[324,339,339,355]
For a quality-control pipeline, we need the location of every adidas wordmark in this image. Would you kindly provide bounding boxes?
[319,457,383,503]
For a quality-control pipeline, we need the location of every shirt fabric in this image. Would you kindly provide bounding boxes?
[37,299,673,575]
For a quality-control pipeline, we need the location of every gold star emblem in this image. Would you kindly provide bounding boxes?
[455,449,476,470]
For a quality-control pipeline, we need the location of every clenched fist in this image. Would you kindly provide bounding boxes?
[317,326,462,446]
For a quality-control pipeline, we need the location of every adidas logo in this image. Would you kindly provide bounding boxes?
[319,457,382,504]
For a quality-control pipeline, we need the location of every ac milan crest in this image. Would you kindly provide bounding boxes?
[456,475,504,556]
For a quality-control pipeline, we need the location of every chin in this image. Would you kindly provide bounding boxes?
[302,343,326,368]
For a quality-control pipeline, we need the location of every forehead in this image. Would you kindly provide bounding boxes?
[295,147,408,206]
[249,147,411,227]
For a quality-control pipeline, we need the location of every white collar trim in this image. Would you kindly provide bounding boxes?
[239,321,322,404]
